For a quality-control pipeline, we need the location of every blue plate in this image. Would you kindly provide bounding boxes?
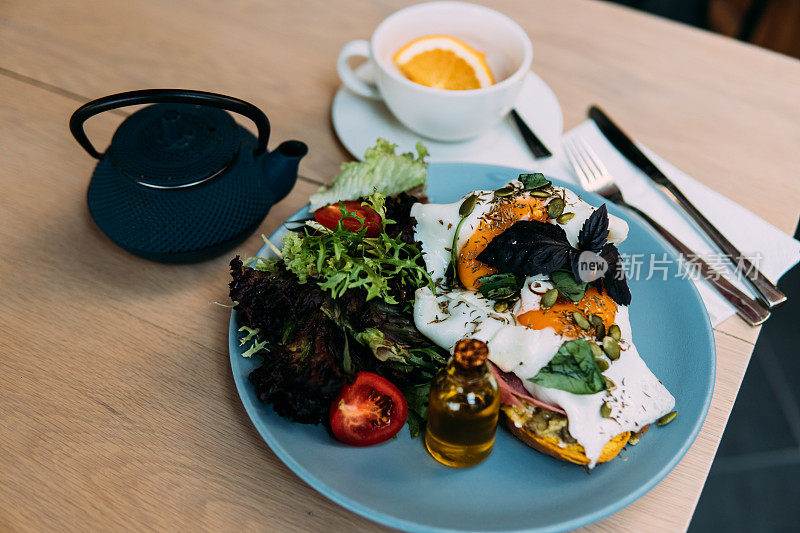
[229,163,715,532]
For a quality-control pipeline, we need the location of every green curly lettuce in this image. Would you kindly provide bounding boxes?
[308,138,429,211]
[281,193,433,305]
[238,326,268,358]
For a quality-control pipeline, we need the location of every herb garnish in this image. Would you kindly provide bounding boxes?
[445,193,480,286]
[550,270,588,303]
[519,172,552,190]
[529,339,607,394]
[475,220,572,276]
[476,203,631,305]
[476,272,524,301]
[577,204,610,253]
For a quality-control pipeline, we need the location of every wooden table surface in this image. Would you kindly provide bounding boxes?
[2,0,799,531]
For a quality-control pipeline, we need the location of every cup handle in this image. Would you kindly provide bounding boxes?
[337,40,382,100]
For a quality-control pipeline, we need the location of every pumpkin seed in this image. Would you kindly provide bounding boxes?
[459,194,479,217]
[547,198,566,218]
[600,402,612,418]
[657,411,677,426]
[595,357,609,372]
[590,342,603,358]
[541,289,558,309]
[493,301,509,313]
[602,336,620,360]
[589,314,604,327]
[572,311,590,330]
[494,186,515,198]
[530,190,551,198]
[556,212,575,224]
[595,323,606,340]
[604,376,617,391]
[528,281,550,294]
[609,324,621,341]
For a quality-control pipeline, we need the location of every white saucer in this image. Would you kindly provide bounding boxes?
[331,63,563,167]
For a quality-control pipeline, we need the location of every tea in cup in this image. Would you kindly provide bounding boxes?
[337,1,533,141]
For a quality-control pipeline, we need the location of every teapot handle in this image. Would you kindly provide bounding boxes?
[69,89,271,159]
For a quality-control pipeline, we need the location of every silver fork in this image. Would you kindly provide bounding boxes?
[563,137,770,326]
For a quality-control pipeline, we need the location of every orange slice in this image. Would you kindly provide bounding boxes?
[393,35,495,90]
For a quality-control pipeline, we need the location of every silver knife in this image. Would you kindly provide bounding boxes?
[510,109,552,158]
[625,205,770,326]
[589,105,787,309]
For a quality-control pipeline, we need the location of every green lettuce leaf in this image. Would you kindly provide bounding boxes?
[308,138,428,211]
[403,382,432,438]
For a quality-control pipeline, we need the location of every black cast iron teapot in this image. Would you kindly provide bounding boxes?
[70,89,307,263]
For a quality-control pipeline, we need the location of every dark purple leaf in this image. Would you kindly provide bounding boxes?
[578,204,610,253]
[599,243,631,306]
[476,220,572,276]
[569,250,582,282]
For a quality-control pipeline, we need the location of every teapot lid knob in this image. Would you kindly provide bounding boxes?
[109,103,241,189]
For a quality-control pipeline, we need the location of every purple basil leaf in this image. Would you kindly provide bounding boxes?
[600,243,631,306]
[476,220,572,277]
[578,204,610,253]
[570,250,582,281]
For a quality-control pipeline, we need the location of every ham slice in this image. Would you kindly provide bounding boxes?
[488,362,566,415]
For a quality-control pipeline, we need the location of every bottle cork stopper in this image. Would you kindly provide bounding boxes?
[453,338,490,368]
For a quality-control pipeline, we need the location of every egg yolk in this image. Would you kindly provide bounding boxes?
[457,196,547,290]
[516,287,617,338]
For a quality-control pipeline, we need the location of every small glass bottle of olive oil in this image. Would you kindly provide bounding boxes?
[425,338,500,467]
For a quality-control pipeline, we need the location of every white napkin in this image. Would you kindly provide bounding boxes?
[549,120,800,326]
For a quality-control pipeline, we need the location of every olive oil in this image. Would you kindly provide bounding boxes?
[425,339,500,467]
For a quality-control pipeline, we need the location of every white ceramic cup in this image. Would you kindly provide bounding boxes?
[337,1,533,142]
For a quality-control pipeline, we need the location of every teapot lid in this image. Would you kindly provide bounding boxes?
[109,103,241,189]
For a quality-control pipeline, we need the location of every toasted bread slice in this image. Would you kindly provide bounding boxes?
[501,406,630,465]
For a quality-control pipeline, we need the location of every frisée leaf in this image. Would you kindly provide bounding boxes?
[281,193,433,305]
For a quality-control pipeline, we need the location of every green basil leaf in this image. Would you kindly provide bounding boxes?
[551,269,588,303]
[519,172,551,190]
[476,272,523,300]
[529,339,607,394]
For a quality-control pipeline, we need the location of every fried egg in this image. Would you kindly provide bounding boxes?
[412,180,674,466]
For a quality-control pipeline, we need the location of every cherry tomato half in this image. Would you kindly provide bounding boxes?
[313,201,382,237]
[330,372,408,446]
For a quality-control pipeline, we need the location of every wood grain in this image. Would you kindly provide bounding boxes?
[0,75,381,532]
[1,0,799,233]
[1,0,799,531]
[2,0,798,345]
